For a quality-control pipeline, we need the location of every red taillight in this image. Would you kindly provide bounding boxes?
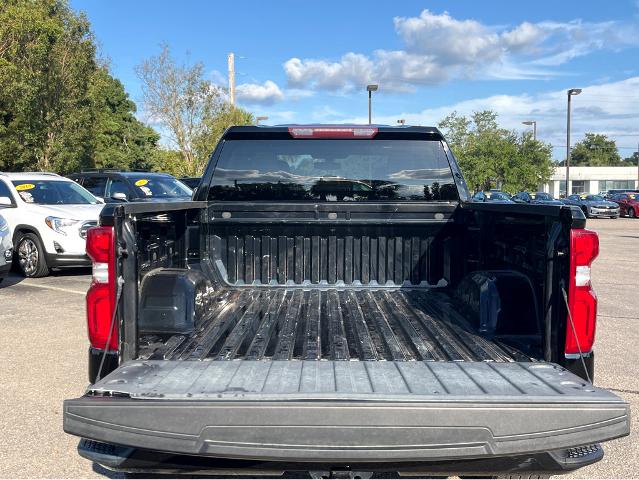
[86,226,117,351]
[565,228,599,355]
[288,126,378,139]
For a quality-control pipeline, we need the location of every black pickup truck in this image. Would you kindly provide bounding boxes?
[64,125,629,478]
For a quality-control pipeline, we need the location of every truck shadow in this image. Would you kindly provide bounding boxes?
[0,267,91,289]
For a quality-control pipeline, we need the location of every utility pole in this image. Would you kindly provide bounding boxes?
[228,52,235,106]
[566,88,582,196]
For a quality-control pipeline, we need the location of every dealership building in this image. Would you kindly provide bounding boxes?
[542,166,639,197]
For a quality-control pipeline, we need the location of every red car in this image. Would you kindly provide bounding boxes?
[610,192,639,217]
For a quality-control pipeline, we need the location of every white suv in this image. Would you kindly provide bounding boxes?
[0,172,104,277]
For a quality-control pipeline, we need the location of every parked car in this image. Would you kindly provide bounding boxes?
[472,190,514,203]
[610,192,639,218]
[68,170,192,203]
[603,188,639,199]
[64,125,629,478]
[0,172,103,277]
[180,176,201,190]
[562,194,620,218]
[0,213,12,283]
[512,191,563,205]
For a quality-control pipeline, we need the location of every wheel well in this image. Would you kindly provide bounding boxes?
[12,226,41,245]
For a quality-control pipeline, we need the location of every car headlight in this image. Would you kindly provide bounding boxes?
[45,216,80,236]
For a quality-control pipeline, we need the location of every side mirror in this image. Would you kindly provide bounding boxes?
[111,192,128,202]
[0,196,12,206]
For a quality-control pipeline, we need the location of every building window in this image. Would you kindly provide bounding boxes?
[559,180,566,197]
[600,180,634,191]
[571,180,586,194]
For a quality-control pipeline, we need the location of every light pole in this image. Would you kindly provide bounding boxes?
[566,88,582,195]
[367,84,378,124]
[256,116,268,125]
[522,120,537,141]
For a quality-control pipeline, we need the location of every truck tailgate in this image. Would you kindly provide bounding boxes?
[64,360,629,462]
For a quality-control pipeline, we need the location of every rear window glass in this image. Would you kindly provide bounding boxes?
[533,193,553,200]
[208,139,457,202]
[126,175,192,199]
[11,180,98,205]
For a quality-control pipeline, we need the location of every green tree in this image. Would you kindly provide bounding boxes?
[0,0,160,174]
[136,45,226,177]
[622,151,638,166]
[0,0,96,172]
[570,133,622,166]
[192,105,254,165]
[88,67,160,172]
[439,110,553,192]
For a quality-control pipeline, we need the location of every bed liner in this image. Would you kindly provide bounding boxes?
[138,287,534,362]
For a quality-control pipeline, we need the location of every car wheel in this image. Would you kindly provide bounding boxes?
[628,208,636,218]
[16,233,50,278]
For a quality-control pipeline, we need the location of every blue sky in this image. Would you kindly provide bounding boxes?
[72,0,639,159]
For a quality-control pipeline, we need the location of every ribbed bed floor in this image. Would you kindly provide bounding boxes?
[139,288,532,362]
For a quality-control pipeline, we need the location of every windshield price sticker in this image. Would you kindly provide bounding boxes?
[15,183,35,191]
[135,179,149,187]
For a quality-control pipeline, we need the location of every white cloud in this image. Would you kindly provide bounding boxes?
[334,77,639,160]
[209,69,227,85]
[236,80,284,105]
[394,10,504,65]
[283,10,639,92]
[285,54,375,90]
[264,110,297,124]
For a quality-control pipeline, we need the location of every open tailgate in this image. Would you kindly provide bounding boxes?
[64,360,629,462]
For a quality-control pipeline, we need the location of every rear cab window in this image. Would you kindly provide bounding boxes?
[208,138,458,202]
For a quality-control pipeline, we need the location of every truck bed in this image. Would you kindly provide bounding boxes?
[138,287,533,363]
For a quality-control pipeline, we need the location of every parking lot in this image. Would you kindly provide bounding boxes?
[0,218,636,478]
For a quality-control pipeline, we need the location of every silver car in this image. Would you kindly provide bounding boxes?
[562,194,620,218]
[0,213,13,283]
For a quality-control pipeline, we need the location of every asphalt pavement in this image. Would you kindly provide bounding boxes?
[0,218,637,478]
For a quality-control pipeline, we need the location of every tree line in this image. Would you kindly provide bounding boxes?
[0,0,253,177]
[1,0,633,187]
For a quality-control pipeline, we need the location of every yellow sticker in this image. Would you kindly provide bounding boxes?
[15,183,35,191]
[135,179,149,187]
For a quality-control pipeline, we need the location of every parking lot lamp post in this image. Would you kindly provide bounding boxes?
[566,88,582,195]
[522,121,537,141]
[367,84,378,124]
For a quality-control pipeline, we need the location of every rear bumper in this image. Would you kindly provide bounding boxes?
[44,253,91,268]
[63,395,629,464]
[77,438,605,476]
